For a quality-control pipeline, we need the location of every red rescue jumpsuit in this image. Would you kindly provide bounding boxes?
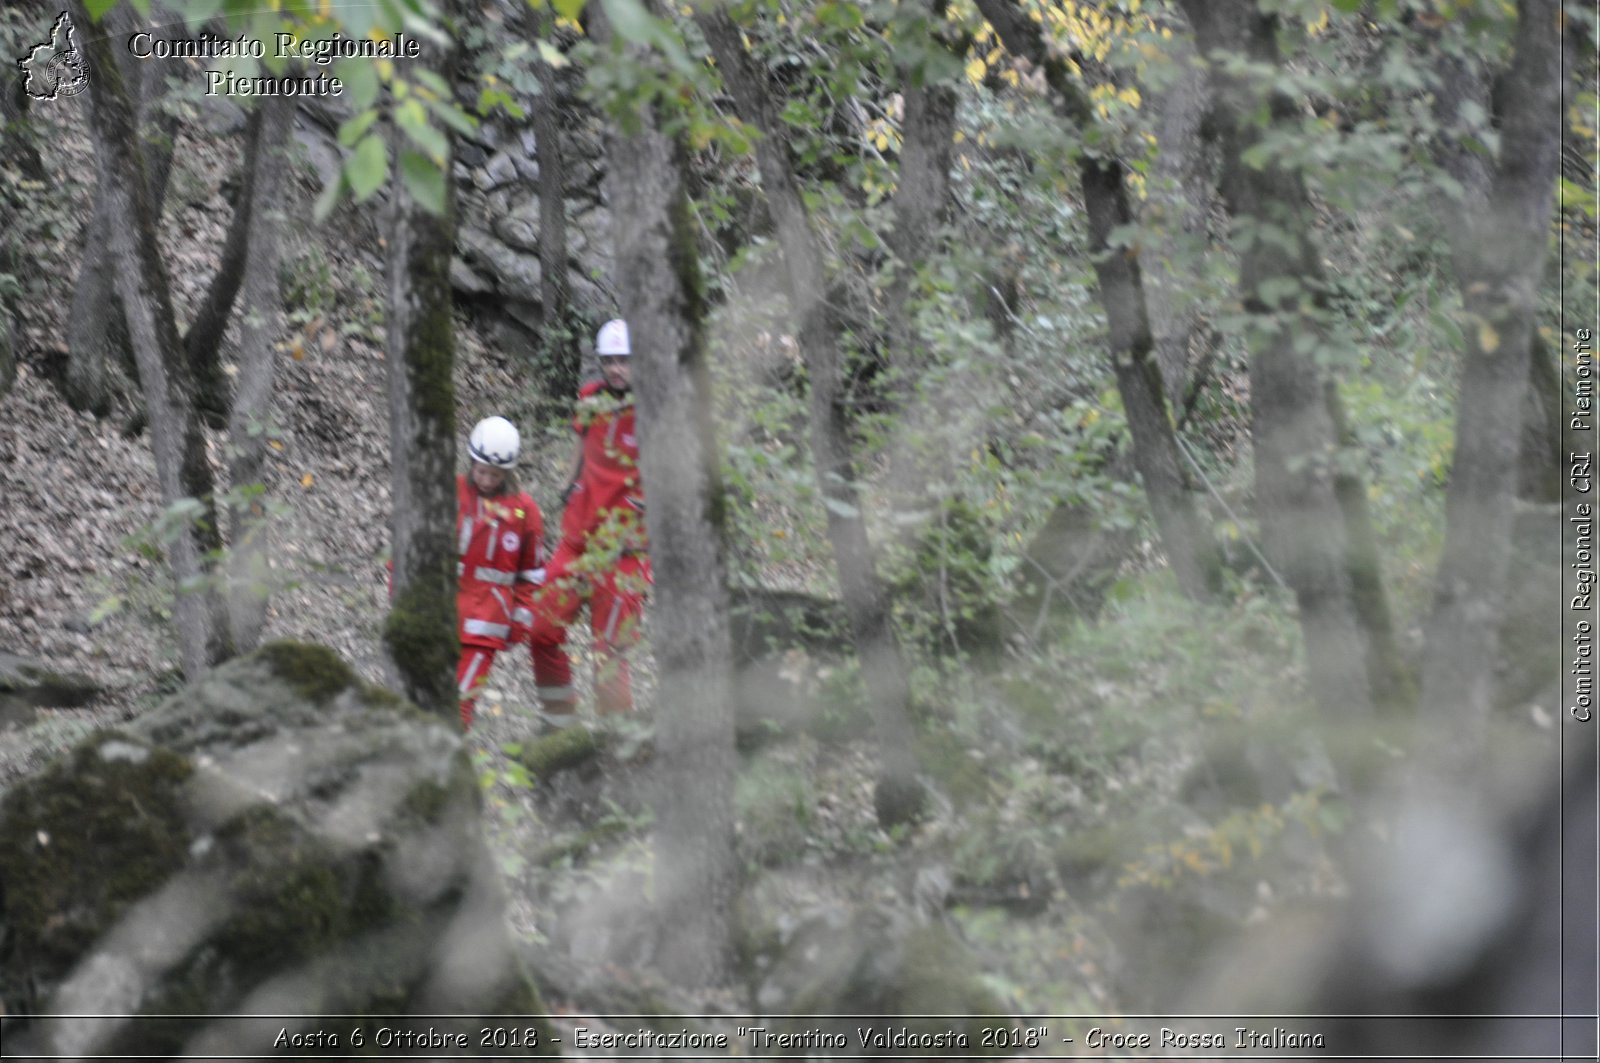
[528,381,651,716]
[455,474,546,730]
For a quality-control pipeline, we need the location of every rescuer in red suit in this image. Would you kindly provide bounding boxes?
[453,415,547,731]
[527,319,651,723]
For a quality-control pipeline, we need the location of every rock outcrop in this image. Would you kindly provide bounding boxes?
[0,642,554,1058]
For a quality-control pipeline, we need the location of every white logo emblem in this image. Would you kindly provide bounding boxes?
[501,531,520,552]
[17,13,89,103]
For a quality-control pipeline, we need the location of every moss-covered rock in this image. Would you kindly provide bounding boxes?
[516,725,603,780]
[0,643,555,1058]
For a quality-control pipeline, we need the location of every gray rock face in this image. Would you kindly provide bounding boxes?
[0,650,102,727]
[0,643,552,1059]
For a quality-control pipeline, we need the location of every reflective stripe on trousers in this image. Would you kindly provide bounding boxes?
[463,618,510,639]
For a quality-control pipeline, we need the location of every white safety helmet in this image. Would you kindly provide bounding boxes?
[468,416,520,468]
[596,319,631,358]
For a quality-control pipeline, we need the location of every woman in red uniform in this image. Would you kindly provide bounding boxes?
[454,415,546,731]
[527,320,651,723]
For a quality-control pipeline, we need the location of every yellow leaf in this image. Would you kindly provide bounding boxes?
[269,439,285,452]
[290,342,305,361]
[1478,320,1500,352]
[301,472,315,488]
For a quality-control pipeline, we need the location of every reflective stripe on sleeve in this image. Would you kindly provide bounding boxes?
[459,650,489,695]
[519,567,546,586]
[602,596,623,643]
[458,518,473,556]
[472,567,517,586]
[512,607,534,626]
[463,619,511,639]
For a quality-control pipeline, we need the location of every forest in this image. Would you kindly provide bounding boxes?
[0,0,1595,1055]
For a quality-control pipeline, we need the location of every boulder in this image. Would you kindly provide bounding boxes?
[0,642,554,1058]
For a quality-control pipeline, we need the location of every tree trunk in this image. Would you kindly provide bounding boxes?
[1419,0,1561,735]
[529,10,579,398]
[383,35,462,721]
[1140,31,1214,405]
[1176,0,1408,726]
[224,97,296,653]
[973,0,1223,602]
[1421,12,1563,507]
[183,106,269,429]
[886,25,958,373]
[606,78,738,990]
[62,4,177,418]
[72,0,230,680]
[699,9,926,827]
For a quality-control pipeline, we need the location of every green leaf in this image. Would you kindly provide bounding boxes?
[346,133,388,201]
[313,172,345,222]
[536,39,570,68]
[399,149,446,214]
[179,0,223,24]
[396,98,448,163]
[414,69,452,97]
[425,96,477,137]
[84,0,118,21]
[337,110,380,148]
[128,0,151,17]
[600,0,655,45]
[336,58,381,111]
[553,0,586,19]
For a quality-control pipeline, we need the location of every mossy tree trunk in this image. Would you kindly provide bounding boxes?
[700,8,927,828]
[71,0,232,680]
[224,97,296,653]
[383,25,462,721]
[974,0,1224,603]
[604,46,738,986]
[1418,0,1561,737]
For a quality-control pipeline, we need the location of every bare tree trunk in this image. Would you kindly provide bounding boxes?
[72,0,230,679]
[1140,30,1214,404]
[183,106,269,429]
[383,32,462,720]
[607,75,737,990]
[1175,0,1408,726]
[1419,0,1561,736]
[1420,12,1563,506]
[63,5,176,418]
[699,9,927,826]
[225,97,296,652]
[973,0,1223,602]
[529,9,578,396]
[886,13,958,371]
